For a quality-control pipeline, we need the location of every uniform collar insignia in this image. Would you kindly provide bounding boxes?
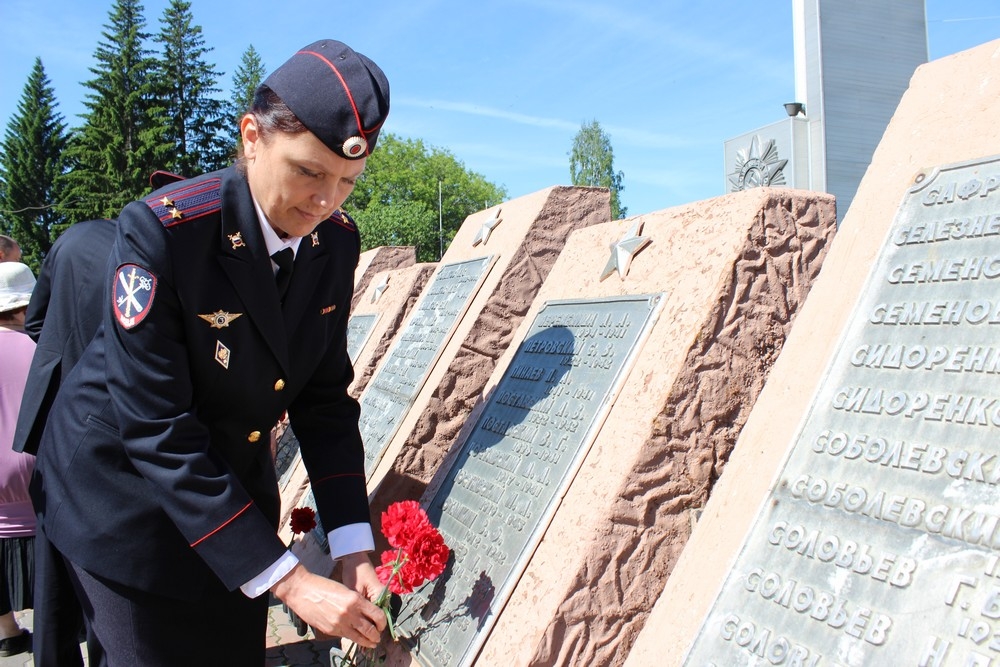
[198,310,243,329]
[228,232,245,249]
[311,231,320,247]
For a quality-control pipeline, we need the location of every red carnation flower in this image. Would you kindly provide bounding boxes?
[408,527,449,582]
[289,506,317,535]
[380,500,432,549]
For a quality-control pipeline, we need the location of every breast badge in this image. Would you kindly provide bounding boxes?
[198,310,243,329]
[215,340,231,369]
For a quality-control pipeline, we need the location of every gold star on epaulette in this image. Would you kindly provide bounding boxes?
[171,208,183,220]
[160,196,174,207]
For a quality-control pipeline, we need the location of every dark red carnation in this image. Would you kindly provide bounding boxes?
[289,507,317,535]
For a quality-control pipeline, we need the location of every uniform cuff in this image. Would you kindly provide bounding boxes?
[241,550,300,598]
[327,522,374,561]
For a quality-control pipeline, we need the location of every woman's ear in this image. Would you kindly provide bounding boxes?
[240,114,260,159]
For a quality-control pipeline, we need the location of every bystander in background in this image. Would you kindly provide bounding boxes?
[0,262,37,658]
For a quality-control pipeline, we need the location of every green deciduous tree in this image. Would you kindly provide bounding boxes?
[154,0,230,175]
[349,134,507,262]
[569,120,626,219]
[0,58,69,269]
[60,0,171,223]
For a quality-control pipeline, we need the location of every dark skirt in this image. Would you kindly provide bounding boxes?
[0,536,35,614]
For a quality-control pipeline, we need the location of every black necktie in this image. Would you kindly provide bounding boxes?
[272,248,294,300]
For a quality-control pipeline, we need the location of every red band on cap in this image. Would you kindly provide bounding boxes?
[299,49,367,154]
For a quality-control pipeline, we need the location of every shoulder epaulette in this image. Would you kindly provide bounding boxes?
[144,177,222,227]
[330,207,357,232]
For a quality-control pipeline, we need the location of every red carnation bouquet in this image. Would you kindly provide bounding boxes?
[334,500,450,666]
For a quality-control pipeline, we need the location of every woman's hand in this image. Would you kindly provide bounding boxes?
[271,563,386,648]
[340,551,383,602]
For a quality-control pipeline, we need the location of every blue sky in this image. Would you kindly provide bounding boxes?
[0,1,997,217]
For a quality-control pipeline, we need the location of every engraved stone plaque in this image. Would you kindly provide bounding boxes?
[398,294,664,667]
[275,428,300,491]
[686,156,1000,665]
[346,313,379,363]
[359,256,493,475]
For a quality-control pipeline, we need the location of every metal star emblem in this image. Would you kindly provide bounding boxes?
[160,196,174,207]
[371,275,390,304]
[600,220,652,281]
[170,208,183,220]
[198,310,243,329]
[472,208,502,246]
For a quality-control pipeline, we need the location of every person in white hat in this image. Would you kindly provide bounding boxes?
[0,262,36,658]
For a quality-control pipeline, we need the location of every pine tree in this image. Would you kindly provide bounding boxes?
[0,58,69,268]
[569,120,627,219]
[226,44,266,157]
[155,0,230,175]
[231,44,266,121]
[60,0,171,223]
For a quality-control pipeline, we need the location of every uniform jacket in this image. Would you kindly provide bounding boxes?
[13,218,117,456]
[33,166,369,599]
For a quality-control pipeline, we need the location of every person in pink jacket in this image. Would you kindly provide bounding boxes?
[0,261,36,657]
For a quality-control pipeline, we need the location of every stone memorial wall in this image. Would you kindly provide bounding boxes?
[387,186,836,667]
[625,38,1000,667]
[361,186,611,506]
[349,263,437,397]
[352,245,416,311]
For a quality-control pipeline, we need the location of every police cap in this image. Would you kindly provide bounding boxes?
[263,39,390,160]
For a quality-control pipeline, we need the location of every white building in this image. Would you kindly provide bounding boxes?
[724,0,928,224]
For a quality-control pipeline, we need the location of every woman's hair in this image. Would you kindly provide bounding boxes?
[0,306,26,323]
[249,85,308,139]
[236,85,308,166]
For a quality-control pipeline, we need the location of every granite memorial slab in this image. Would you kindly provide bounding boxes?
[349,263,437,398]
[360,255,497,475]
[361,186,612,504]
[385,186,836,666]
[625,38,1000,667]
[397,294,664,666]
[352,245,416,311]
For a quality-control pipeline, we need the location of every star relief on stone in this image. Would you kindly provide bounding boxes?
[600,219,652,281]
[371,275,390,304]
[472,207,502,246]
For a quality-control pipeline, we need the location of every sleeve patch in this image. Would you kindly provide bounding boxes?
[114,264,157,330]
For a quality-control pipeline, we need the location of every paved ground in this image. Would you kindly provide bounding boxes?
[0,598,339,667]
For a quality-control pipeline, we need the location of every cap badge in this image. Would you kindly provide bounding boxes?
[198,310,243,329]
[342,136,367,158]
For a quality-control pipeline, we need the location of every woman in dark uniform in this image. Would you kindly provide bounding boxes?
[30,39,389,665]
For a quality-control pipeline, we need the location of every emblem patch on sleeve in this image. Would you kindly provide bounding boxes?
[114,264,157,329]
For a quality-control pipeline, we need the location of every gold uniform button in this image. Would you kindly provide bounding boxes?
[274,379,286,391]
[247,431,262,443]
